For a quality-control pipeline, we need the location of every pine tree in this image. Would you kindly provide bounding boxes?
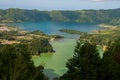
[0,44,48,80]
[99,39,120,80]
[60,40,101,80]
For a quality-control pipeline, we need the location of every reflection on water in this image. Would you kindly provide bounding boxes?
[44,69,59,80]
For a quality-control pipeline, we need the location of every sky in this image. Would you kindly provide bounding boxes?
[0,0,120,10]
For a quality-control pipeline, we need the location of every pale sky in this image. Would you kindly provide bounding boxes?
[0,0,120,10]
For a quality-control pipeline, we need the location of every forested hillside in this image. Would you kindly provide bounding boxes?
[0,8,120,25]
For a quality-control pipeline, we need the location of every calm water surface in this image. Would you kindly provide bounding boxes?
[33,39,76,79]
[9,22,102,38]
[9,22,103,79]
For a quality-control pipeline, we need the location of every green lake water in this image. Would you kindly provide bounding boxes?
[32,39,76,79]
[32,38,104,79]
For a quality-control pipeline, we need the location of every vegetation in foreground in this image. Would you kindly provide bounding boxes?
[0,25,120,80]
[60,38,120,80]
[0,44,48,80]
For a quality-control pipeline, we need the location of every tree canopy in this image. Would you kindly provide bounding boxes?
[0,44,48,80]
[60,38,120,80]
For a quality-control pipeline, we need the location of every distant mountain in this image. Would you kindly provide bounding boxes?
[0,8,120,25]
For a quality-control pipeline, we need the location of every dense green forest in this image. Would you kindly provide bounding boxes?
[0,8,120,25]
[59,38,120,80]
[0,43,48,80]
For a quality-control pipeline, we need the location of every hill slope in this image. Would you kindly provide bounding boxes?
[0,8,120,25]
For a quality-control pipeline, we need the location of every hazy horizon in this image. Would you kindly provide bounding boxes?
[0,0,120,10]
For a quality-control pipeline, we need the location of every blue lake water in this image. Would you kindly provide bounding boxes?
[8,22,103,79]
[8,22,102,38]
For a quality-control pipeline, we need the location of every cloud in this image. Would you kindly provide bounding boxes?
[92,0,120,2]
[92,0,105,2]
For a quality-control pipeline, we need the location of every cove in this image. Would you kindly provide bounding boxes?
[32,39,76,79]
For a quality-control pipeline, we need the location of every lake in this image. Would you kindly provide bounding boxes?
[9,22,103,79]
[8,22,102,38]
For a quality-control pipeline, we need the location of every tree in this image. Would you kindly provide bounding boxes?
[60,38,120,80]
[29,38,54,55]
[99,39,120,80]
[0,44,48,80]
[60,40,101,80]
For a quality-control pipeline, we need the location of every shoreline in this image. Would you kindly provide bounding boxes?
[99,24,117,29]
